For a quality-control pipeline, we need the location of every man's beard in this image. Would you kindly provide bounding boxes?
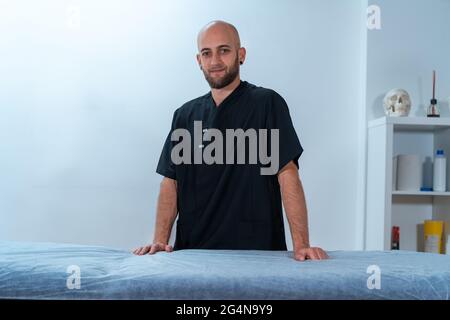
[203,56,240,89]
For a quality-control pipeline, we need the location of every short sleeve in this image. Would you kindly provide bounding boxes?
[267,91,304,173]
[156,110,179,180]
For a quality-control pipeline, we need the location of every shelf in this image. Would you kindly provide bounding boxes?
[392,191,450,196]
[369,116,450,131]
[366,116,450,251]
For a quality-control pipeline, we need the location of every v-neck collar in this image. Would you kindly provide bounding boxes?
[207,80,248,111]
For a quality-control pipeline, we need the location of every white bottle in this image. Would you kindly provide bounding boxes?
[447,236,450,255]
[433,150,447,192]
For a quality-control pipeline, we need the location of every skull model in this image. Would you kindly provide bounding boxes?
[383,89,411,117]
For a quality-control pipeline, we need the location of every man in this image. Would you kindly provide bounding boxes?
[133,21,328,261]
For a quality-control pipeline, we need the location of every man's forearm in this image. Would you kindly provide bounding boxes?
[153,177,178,244]
[278,162,310,249]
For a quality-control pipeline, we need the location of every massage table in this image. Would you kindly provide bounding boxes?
[1,240,449,300]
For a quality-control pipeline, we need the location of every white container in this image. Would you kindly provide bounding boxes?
[433,150,447,192]
[446,236,450,255]
[397,154,422,191]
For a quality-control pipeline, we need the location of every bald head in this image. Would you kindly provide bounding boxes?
[197,20,241,51]
[196,20,246,90]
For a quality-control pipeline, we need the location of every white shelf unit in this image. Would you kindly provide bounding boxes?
[366,117,450,251]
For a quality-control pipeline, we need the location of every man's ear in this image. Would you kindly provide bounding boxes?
[196,54,202,70]
[238,47,247,65]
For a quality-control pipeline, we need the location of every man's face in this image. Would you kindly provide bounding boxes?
[197,27,243,89]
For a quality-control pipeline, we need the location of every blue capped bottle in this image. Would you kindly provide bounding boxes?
[433,150,447,192]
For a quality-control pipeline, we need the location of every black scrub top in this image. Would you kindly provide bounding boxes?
[156,81,303,251]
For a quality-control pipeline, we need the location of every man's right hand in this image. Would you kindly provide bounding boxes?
[132,243,173,255]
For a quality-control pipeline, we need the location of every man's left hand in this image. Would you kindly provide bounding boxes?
[294,247,329,261]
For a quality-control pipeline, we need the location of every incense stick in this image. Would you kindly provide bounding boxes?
[432,70,436,100]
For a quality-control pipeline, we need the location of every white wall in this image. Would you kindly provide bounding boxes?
[367,0,450,121]
[0,0,368,250]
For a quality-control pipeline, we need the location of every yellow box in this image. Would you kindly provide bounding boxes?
[424,220,444,254]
